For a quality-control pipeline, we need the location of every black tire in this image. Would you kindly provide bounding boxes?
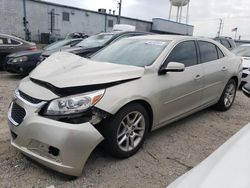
[214,79,237,111]
[102,103,149,158]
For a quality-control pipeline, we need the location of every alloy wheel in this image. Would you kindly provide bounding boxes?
[224,83,236,108]
[117,111,146,152]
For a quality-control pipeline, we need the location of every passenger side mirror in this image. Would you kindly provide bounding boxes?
[242,83,250,98]
[159,62,185,75]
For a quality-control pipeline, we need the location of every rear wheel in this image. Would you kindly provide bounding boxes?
[214,79,236,111]
[102,103,149,158]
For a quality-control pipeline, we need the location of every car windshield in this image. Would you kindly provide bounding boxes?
[44,40,71,51]
[76,33,114,48]
[91,38,170,67]
[232,46,250,57]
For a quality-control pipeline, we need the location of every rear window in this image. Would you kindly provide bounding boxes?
[44,40,71,51]
[198,41,218,63]
[221,39,231,49]
[77,33,114,48]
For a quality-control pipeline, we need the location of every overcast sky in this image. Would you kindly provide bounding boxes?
[46,0,250,40]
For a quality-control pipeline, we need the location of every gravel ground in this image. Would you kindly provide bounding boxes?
[0,71,250,188]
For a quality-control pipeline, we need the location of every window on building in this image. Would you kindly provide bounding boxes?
[165,41,198,67]
[198,41,219,63]
[62,12,70,21]
[108,19,114,28]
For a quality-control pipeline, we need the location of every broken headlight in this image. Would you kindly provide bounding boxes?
[44,90,105,116]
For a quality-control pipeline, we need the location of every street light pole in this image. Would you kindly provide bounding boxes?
[117,0,122,24]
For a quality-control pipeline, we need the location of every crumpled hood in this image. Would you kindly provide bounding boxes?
[30,52,145,88]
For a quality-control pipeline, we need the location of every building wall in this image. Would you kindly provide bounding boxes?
[0,0,24,38]
[0,0,152,42]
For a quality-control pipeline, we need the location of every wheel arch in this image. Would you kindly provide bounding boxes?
[230,76,239,88]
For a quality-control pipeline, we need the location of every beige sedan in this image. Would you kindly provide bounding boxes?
[8,35,242,176]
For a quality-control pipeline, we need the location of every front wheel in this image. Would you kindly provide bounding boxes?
[214,79,237,111]
[102,103,149,158]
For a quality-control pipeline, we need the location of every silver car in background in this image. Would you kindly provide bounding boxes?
[8,35,242,176]
[232,44,250,85]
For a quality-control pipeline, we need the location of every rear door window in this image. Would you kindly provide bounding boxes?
[0,37,9,45]
[198,41,218,63]
[11,39,21,45]
[0,37,17,45]
[165,40,198,67]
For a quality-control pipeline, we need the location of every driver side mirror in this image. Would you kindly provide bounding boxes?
[242,83,250,97]
[159,62,185,75]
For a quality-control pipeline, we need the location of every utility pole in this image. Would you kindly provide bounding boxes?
[23,0,29,40]
[117,0,122,24]
[217,18,223,37]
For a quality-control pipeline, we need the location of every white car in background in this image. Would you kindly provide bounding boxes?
[232,44,250,85]
[167,83,250,188]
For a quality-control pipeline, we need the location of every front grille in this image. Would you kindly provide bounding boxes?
[11,103,26,125]
[19,90,44,104]
[242,73,248,78]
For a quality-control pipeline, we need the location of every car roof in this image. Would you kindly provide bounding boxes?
[128,34,217,42]
[214,36,233,40]
[96,31,150,37]
[0,33,30,43]
[239,44,250,47]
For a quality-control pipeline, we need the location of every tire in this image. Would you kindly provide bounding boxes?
[102,103,149,158]
[214,79,237,111]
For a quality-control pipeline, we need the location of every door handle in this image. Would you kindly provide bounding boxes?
[194,74,201,80]
[222,66,227,71]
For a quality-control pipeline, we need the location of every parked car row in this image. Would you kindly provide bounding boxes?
[1,31,148,74]
[3,38,83,74]
[8,34,242,176]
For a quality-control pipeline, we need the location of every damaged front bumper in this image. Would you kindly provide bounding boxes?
[8,94,104,176]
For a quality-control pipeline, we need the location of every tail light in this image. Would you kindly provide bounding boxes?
[28,46,37,51]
